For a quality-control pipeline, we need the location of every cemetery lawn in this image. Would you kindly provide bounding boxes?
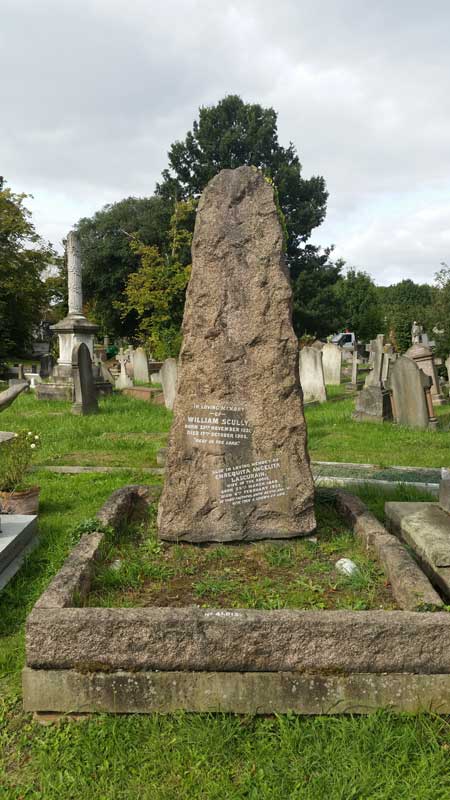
[2,391,450,797]
[2,387,450,470]
[307,386,450,467]
[83,493,396,611]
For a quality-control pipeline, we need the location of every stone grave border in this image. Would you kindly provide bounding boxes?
[23,485,450,717]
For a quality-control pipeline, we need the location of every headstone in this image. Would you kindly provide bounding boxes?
[39,354,55,379]
[321,343,342,385]
[439,468,450,514]
[157,166,315,542]
[115,349,133,389]
[365,335,384,388]
[446,356,450,384]
[160,358,178,410]
[381,345,397,385]
[133,347,150,383]
[353,335,392,422]
[386,356,436,429]
[299,347,327,403]
[351,349,358,384]
[405,343,446,405]
[71,343,98,415]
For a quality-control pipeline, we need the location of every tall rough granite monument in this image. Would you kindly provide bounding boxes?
[158,166,315,542]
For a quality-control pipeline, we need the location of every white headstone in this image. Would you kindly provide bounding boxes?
[299,347,327,403]
[133,347,149,383]
[322,343,342,385]
[115,349,133,389]
[160,358,178,410]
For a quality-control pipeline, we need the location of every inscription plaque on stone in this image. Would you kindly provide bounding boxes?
[157,166,315,542]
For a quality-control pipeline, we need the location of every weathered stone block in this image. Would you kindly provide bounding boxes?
[158,166,314,542]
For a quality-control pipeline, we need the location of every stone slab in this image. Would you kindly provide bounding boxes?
[334,491,442,610]
[353,386,392,423]
[36,382,73,402]
[122,387,162,403]
[385,501,450,598]
[22,668,450,715]
[299,347,327,404]
[440,477,450,514]
[160,358,178,410]
[0,515,38,590]
[26,606,450,674]
[322,343,342,385]
[159,167,315,542]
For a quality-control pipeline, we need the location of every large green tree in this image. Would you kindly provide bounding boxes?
[0,178,55,361]
[117,200,195,358]
[76,196,172,337]
[293,246,344,338]
[334,269,383,341]
[158,95,340,336]
[377,279,433,352]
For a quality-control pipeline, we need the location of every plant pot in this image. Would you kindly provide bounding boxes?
[0,486,40,515]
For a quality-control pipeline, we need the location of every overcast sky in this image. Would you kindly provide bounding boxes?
[2,0,450,285]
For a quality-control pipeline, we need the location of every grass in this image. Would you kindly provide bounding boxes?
[307,386,450,467]
[84,495,395,611]
[2,391,450,797]
[0,390,171,468]
[3,384,450,471]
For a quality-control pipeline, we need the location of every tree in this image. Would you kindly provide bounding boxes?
[0,178,55,361]
[377,279,433,352]
[427,267,450,361]
[334,269,383,341]
[76,196,172,337]
[117,201,195,358]
[158,95,334,336]
[293,246,344,338]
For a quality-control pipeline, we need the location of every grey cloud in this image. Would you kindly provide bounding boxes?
[2,0,450,280]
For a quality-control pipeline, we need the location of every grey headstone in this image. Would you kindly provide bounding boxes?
[133,347,150,383]
[299,347,327,403]
[71,343,98,415]
[386,356,433,429]
[39,354,55,379]
[365,334,384,388]
[322,343,342,385]
[160,358,178,410]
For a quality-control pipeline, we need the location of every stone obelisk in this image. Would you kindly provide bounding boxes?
[37,231,100,401]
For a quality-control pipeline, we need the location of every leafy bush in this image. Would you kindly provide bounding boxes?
[0,430,41,491]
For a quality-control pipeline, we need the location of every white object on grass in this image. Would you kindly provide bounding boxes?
[335,558,360,577]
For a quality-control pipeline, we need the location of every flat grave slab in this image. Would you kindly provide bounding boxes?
[0,515,38,590]
[385,501,450,599]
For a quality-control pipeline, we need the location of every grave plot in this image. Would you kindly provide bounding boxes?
[23,483,450,717]
[82,495,397,612]
[22,168,450,716]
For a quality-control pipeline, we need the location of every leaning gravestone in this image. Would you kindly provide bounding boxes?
[160,358,178,410]
[386,356,436,429]
[299,347,327,403]
[133,347,150,383]
[158,166,315,542]
[321,343,342,385]
[71,343,98,415]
